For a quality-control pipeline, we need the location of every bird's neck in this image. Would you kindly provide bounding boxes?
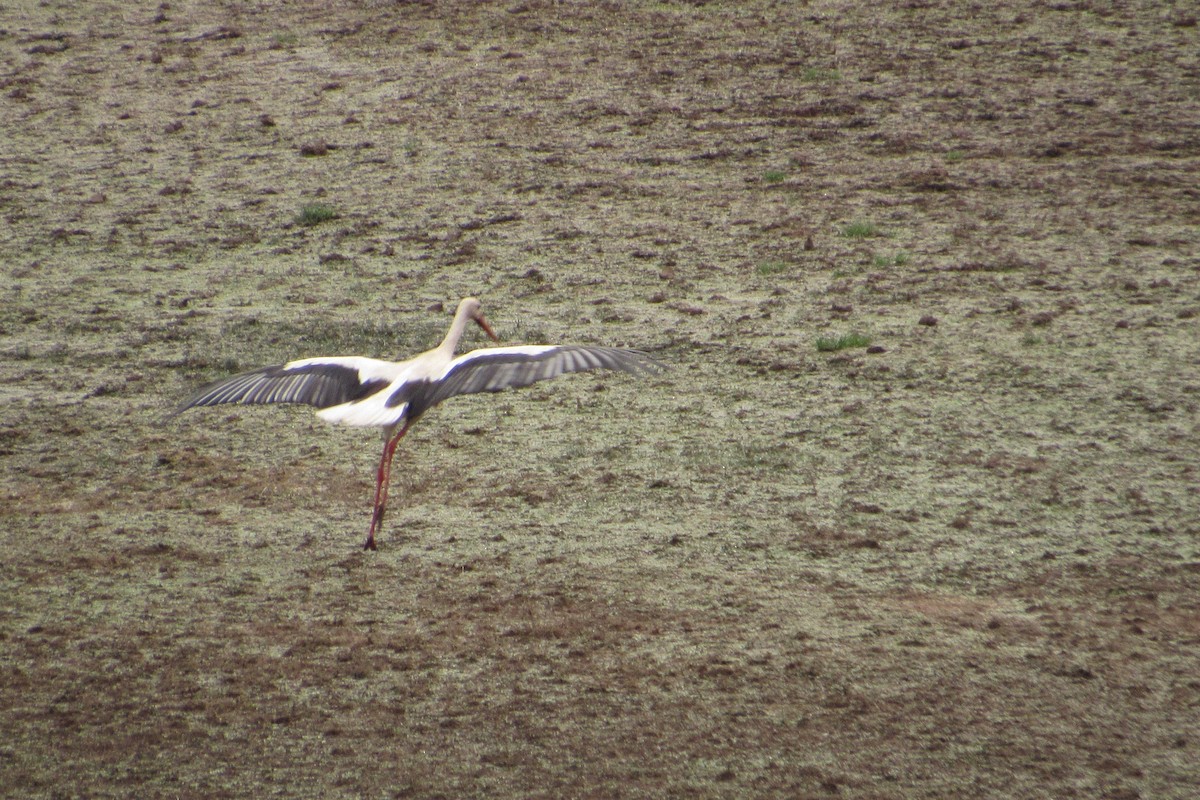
[437,307,471,356]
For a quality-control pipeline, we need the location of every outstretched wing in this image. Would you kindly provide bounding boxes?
[404,345,662,418]
[177,356,400,413]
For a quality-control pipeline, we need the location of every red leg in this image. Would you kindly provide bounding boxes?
[364,422,410,551]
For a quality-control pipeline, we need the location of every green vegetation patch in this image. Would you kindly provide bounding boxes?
[297,204,338,227]
[816,333,872,352]
[842,221,880,239]
[757,260,788,275]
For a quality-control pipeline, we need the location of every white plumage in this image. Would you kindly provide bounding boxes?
[177,298,662,550]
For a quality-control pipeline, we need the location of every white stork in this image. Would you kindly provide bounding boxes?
[177,297,662,550]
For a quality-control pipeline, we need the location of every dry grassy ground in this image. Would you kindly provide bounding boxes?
[2,1,1198,797]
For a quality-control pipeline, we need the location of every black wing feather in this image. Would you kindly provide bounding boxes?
[407,346,661,419]
[178,363,389,412]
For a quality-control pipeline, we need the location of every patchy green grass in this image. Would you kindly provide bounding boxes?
[802,66,841,82]
[297,204,338,227]
[763,169,786,184]
[757,260,788,275]
[816,332,872,352]
[842,221,880,239]
[873,252,910,267]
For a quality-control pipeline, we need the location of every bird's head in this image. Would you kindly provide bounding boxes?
[459,297,499,342]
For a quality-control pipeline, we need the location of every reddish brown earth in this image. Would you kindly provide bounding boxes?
[1,1,1198,797]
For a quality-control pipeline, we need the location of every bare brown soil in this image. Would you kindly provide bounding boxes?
[2,1,1198,797]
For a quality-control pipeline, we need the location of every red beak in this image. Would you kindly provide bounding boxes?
[475,315,500,342]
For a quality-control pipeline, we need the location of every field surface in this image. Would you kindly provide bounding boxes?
[2,1,1198,797]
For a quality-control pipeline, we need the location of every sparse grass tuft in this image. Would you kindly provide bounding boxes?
[297,204,338,227]
[763,170,786,184]
[757,260,788,276]
[270,32,299,48]
[842,222,880,239]
[802,67,841,82]
[816,333,872,352]
[945,149,966,162]
[873,252,910,267]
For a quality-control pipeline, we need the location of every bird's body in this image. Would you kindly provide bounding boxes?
[177,298,661,549]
